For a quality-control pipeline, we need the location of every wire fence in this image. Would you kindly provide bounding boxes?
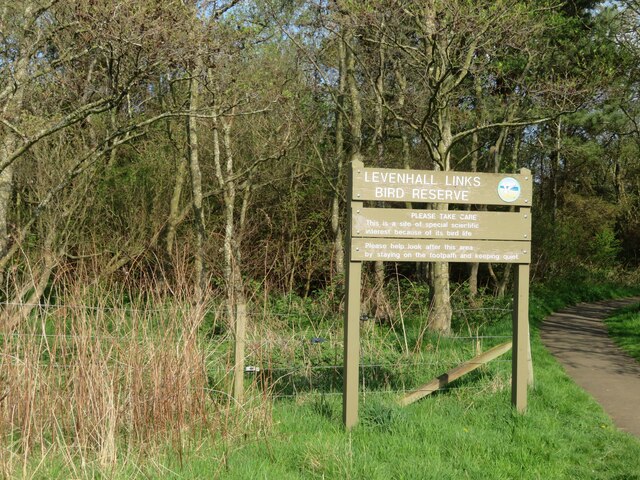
[0,300,515,401]
[0,301,513,315]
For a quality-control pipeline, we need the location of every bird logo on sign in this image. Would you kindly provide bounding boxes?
[497,177,521,203]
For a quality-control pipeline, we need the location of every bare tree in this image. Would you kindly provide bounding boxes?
[358,0,557,333]
[0,0,195,324]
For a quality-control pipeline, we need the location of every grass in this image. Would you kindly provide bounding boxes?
[605,303,640,361]
[5,279,640,478]
[110,342,640,479]
[177,281,640,480]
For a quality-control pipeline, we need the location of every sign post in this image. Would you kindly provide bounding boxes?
[343,159,532,428]
[343,195,362,428]
[512,208,531,412]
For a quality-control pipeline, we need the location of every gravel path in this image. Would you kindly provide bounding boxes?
[540,297,640,438]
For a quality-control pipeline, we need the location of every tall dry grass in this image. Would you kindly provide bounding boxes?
[0,273,271,477]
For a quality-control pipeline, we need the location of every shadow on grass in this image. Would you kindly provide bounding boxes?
[245,359,508,404]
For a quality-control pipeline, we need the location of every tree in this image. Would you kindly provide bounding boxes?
[333,0,571,333]
[0,0,194,324]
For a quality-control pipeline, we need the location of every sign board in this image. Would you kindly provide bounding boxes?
[343,159,532,429]
[351,238,530,263]
[352,208,530,241]
[352,167,532,206]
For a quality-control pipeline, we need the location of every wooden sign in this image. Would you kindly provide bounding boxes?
[352,208,530,241]
[343,159,532,429]
[350,238,530,263]
[352,166,532,206]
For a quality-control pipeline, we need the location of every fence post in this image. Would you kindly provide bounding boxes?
[233,302,246,404]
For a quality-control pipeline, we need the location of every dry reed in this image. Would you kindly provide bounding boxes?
[0,274,271,477]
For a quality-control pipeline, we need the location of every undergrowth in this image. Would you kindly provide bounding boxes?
[1,276,639,478]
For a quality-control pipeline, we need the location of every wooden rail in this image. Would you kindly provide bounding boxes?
[399,341,513,407]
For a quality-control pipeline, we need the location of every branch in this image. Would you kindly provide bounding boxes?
[620,105,640,138]
[450,116,554,146]
[271,13,354,132]
[0,97,116,174]
[0,119,27,140]
[213,0,243,18]
[0,110,182,269]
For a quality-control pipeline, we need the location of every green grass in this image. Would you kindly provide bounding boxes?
[605,303,640,361]
[116,344,640,479]
[15,280,640,479]
[203,280,640,480]
[189,298,640,480]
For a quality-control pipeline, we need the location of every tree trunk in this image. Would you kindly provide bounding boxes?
[428,212,452,333]
[220,116,237,305]
[428,110,453,334]
[187,64,206,298]
[395,65,412,208]
[331,38,347,278]
[497,264,512,298]
[345,29,362,156]
[0,155,15,261]
[0,25,28,285]
[166,150,188,257]
[467,73,486,298]
[231,167,254,403]
[430,235,452,335]
[488,125,510,295]
[3,227,57,331]
[496,133,521,297]
[211,98,248,402]
[369,25,392,323]
[468,127,480,298]
[552,119,561,221]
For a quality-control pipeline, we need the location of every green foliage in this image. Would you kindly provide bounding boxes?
[9,275,640,478]
[534,193,624,279]
[590,227,622,267]
[605,303,640,361]
[202,280,640,480]
[529,279,640,331]
[360,397,406,432]
[385,277,430,316]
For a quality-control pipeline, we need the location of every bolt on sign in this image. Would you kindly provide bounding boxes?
[343,160,532,429]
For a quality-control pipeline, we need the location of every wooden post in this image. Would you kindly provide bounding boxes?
[526,317,534,387]
[233,302,246,404]
[344,160,363,429]
[520,169,534,389]
[343,254,361,428]
[512,259,530,412]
